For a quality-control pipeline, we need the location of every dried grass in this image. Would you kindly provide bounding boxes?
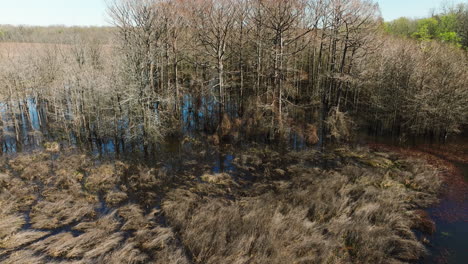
[1,249,45,264]
[105,191,128,207]
[30,192,95,229]
[0,215,25,240]
[162,149,441,264]
[0,230,50,250]
[97,242,149,264]
[85,164,118,192]
[0,147,442,263]
[200,172,236,186]
[118,204,147,231]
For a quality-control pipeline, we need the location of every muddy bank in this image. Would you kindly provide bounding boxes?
[0,145,442,263]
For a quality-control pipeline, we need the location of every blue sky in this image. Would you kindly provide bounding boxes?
[0,0,466,26]
[0,0,108,26]
[377,0,467,21]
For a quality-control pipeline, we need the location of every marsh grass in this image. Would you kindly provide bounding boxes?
[0,146,441,263]
[30,192,96,229]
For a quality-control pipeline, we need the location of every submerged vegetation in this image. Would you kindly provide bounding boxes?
[0,145,442,263]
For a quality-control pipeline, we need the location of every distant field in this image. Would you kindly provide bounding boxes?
[0,42,52,57]
[0,42,113,58]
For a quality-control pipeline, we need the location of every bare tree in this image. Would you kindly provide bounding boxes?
[191,0,238,108]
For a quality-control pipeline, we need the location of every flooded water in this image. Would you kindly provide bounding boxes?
[422,161,468,264]
[1,96,467,263]
[363,135,468,264]
[0,94,314,160]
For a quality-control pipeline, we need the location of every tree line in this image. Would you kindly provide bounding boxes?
[0,25,114,44]
[384,2,468,48]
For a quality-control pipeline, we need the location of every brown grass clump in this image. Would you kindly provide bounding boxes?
[122,167,172,208]
[30,212,122,260]
[1,178,37,210]
[89,221,191,263]
[72,210,121,232]
[49,154,90,190]
[49,170,84,192]
[125,167,166,190]
[97,241,149,264]
[0,215,25,240]
[163,190,337,263]
[0,176,32,227]
[55,154,91,173]
[0,231,50,250]
[117,204,147,231]
[30,191,96,229]
[7,155,35,172]
[0,173,11,189]
[44,142,60,153]
[82,232,124,260]
[162,149,441,264]
[7,153,51,181]
[105,191,128,207]
[20,160,51,181]
[28,232,76,258]
[192,172,240,196]
[1,250,45,264]
[131,226,191,264]
[85,164,119,192]
[65,230,123,259]
[200,172,235,186]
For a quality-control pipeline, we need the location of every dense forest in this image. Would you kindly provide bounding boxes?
[0,0,466,154]
[0,1,467,264]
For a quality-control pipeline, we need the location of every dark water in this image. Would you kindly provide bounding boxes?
[362,135,468,264]
[0,98,45,153]
[422,161,468,264]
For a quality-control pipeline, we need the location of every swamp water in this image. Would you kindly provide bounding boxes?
[0,97,466,263]
[365,136,468,264]
[422,155,468,264]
